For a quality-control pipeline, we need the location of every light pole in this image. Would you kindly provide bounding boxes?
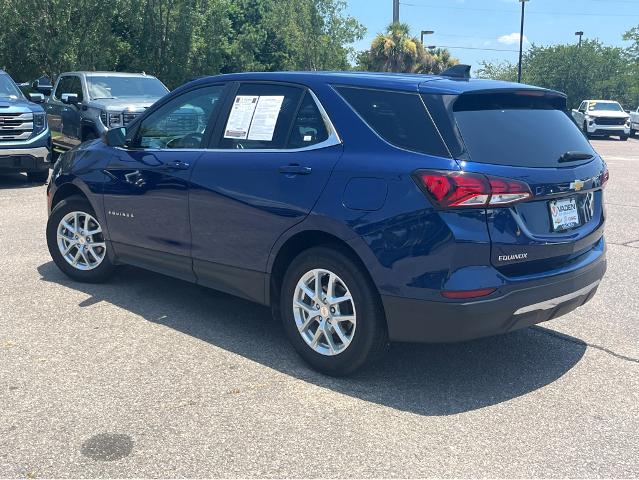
[421,30,434,45]
[393,0,399,23]
[517,0,529,83]
[575,31,584,46]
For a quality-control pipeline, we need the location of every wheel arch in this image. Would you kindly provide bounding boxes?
[268,230,386,329]
[51,183,87,210]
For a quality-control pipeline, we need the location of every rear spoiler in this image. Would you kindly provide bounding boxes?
[439,64,471,79]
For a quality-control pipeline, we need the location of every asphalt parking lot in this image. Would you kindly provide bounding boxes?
[1,138,638,478]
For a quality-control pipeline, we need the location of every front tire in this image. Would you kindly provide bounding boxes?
[620,134,629,141]
[582,122,591,139]
[280,247,387,376]
[46,196,115,282]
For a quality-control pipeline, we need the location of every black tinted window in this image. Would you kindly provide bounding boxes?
[287,92,329,149]
[453,92,595,167]
[54,77,72,99]
[219,83,303,150]
[69,77,83,101]
[336,86,449,157]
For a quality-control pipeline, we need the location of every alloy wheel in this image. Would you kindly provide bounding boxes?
[56,211,106,271]
[293,268,357,356]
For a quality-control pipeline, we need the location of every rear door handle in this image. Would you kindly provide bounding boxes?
[279,164,312,175]
[160,160,190,171]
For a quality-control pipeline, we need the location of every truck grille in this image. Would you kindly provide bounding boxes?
[0,112,33,141]
[594,117,626,126]
[122,112,140,126]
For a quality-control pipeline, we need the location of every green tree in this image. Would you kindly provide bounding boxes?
[477,40,637,109]
[357,22,457,74]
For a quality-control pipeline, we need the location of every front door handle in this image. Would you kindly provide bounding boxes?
[160,160,190,171]
[279,164,312,175]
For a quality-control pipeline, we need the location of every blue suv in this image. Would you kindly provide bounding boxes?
[46,71,607,375]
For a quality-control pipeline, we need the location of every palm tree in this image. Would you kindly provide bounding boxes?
[358,22,458,74]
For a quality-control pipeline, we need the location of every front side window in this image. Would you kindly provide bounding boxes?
[54,76,72,100]
[87,75,168,100]
[218,83,304,150]
[69,77,83,101]
[133,85,224,149]
[335,86,450,157]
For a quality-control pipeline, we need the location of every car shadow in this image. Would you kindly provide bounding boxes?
[0,173,45,189]
[37,261,586,417]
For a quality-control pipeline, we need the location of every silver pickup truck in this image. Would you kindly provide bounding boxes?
[572,100,630,141]
[45,72,169,154]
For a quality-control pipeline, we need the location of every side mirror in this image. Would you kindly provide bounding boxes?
[101,127,126,147]
[61,93,79,105]
[625,110,631,114]
[28,93,45,104]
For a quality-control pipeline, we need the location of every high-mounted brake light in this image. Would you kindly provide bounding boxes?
[413,170,532,208]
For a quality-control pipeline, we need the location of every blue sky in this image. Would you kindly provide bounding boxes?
[344,0,639,68]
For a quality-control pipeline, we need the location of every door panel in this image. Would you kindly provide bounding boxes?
[190,145,343,272]
[190,83,343,282]
[102,84,227,280]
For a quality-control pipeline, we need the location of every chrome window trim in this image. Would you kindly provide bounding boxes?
[121,86,342,154]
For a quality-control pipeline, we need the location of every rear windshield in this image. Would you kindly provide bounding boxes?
[453,92,595,167]
[335,86,450,157]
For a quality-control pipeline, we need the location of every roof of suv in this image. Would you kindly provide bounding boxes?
[190,71,552,95]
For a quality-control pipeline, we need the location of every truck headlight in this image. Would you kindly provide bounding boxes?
[32,112,47,135]
[108,113,122,128]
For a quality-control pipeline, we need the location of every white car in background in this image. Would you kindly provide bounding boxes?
[629,106,639,137]
[572,100,630,141]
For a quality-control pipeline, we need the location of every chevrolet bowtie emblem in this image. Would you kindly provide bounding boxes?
[570,180,584,191]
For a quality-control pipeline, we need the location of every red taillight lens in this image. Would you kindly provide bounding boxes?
[414,170,531,208]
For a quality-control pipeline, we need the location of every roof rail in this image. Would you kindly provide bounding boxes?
[439,64,471,79]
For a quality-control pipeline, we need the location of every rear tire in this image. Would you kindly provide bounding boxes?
[280,246,387,376]
[620,134,629,141]
[46,196,115,283]
[27,170,49,184]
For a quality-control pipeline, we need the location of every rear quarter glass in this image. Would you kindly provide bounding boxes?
[334,86,450,158]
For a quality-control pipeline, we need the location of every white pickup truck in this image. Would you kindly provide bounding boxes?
[572,100,630,141]
[629,106,639,136]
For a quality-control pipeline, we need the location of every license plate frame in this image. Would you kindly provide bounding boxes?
[549,197,581,231]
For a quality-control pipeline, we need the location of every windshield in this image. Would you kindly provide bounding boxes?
[588,101,623,112]
[87,75,168,100]
[453,92,595,167]
[0,74,23,99]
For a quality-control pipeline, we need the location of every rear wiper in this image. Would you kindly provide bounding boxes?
[558,151,593,163]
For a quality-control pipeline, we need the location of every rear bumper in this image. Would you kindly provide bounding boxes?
[382,249,606,343]
[0,146,51,172]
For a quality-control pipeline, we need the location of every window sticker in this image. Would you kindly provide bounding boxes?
[247,96,285,141]
[224,95,259,139]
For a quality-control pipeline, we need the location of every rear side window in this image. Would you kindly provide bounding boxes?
[453,92,595,167]
[219,83,303,150]
[335,86,450,157]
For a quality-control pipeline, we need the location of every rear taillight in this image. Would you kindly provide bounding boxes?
[413,170,532,208]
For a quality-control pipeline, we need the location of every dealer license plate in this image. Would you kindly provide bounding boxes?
[549,197,581,231]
